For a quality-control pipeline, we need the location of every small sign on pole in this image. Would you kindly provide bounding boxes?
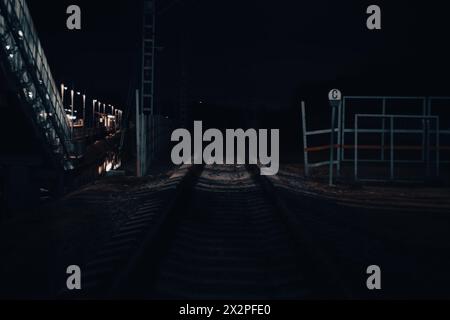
[329,89,342,106]
[328,89,342,186]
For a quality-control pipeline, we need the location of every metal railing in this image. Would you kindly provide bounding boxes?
[0,0,74,170]
[342,96,450,164]
[301,101,340,176]
[302,96,450,182]
[354,114,440,182]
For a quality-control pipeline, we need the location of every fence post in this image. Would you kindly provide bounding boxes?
[390,116,395,181]
[436,118,440,178]
[328,90,342,186]
[329,105,336,186]
[381,98,386,161]
[426,119,431,178]
[301,101,309,177]
[135,89,142,178]
[354,115,358,181]
[341,97,346,163]
[421,99,427,162]
[337,98,343,178]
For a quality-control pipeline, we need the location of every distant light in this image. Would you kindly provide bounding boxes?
[64,87,68,90]
[114,161,122,170]
[5,45,11,50]
[107,115,115,119]
[8,53,14,59]
[27,91,33,99]
[18,30,24,38]
[77,92,81,95]
[105,161,113,172]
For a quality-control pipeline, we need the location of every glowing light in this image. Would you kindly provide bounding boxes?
[104,161,113,172]
[18,30,24,38]
[113,160,122,170]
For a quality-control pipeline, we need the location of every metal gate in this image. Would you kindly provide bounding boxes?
[302,96,450,182]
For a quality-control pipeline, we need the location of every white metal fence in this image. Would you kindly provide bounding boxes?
[302,96,450,182]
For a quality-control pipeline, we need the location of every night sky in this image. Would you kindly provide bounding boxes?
[27,1,450,115]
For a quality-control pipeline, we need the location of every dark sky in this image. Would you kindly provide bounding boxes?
[27,1,450,113]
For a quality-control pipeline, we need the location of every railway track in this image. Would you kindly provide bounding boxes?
[66,164,347,299]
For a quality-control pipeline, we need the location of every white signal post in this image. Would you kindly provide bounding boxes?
[328,89,342,186]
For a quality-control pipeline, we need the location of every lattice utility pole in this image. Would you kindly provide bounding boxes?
[137,0,156,176]
[142,0,156,116]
